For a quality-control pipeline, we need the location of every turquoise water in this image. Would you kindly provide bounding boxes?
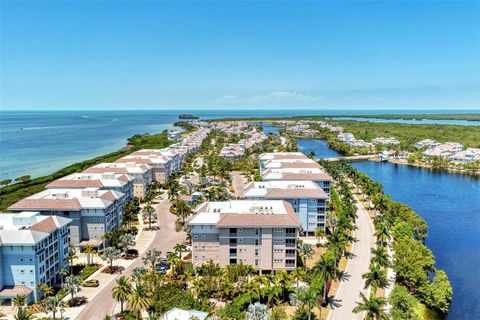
[293,136,480,319]
[5,109,470,180]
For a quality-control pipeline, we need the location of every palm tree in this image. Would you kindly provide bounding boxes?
[118,233,135,253]
[62,274,82,301]
[142,205,157,230]
[13,307,34,320]
[375,223,391,247]
[67,243,78,274]
[127,283,152,319]
[297,243,314,269]
[132,266,147,284]
[275,270,292,301]
[100,247,122,270]
[352,292,388,320]
[314,227,325,245]
[43,284,54,297]
[60,268,69,286]
[112,276,132,313]
[174,199,192,224]
[371,246,390,269]
[145,312,161,320]
[291,267,306,290]
[84,244,96,265]
[314,255,338,302]
[12,294,26,309]
[362,263,389,294]
[298,287,319,320]
[173,243,187,260]
[142,248,162,273]
[44,295,62,320]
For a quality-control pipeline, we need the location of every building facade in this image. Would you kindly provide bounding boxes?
[243,180,328,234]
[188,200,301,272]
[0,212,71,303]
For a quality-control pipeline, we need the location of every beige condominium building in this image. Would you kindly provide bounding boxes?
[188,200,301,272]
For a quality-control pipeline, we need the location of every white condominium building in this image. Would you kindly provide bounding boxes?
[188,200,301,272]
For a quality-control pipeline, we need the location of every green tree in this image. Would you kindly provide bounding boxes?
[389,285,420,320]
[44,295,62,320]
[424,270,452,314]
[127,283,153,319]
[12,294,26,309]
[363,263,389,293]
[371,246,390,269]
[352,292,388,320]
[143,248,162,273]
[0,179,12,186]
[100,247,122,270]
[112,276,132,313]
[174,243,187,259]
[14,175,31,183]
[62,274,82,301]
[142,205,157,230]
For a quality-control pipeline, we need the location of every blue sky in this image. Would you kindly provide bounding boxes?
[1,1,479,110]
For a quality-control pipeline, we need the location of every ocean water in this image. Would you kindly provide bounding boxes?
[328,116,480,126]
[0,108,476,180]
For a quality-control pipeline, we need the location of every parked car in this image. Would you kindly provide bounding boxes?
[124,248,139,260]
[156,261,170,274]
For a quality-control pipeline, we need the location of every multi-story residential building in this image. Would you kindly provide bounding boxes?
[46,172,134,205]
[0,212,71,304]
[9,188,125,246]
[262,158,321,171]
[243,180,328,234]
[84,162,152,199]
[258,152,309,172]
[188,200,301,272]
[422,142,464,159]
[261,168,332,196]
[116,153,172,183]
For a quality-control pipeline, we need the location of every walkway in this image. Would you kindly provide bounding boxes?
[328,195,375,320]
[75,198,186,320]
[229,171,244,197]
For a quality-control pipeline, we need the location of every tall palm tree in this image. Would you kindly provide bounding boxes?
[375,222,391,247]
[142,248,162,273]
[62,274,82,301]
[291,267,306,290]
[362,263,389,294]
[314,227,325,245]
[60,268,69,286]
[127,283,152,319]
[275,270,292,301]
[173,243,187,260]
[142,205,157,230]
[352,292,388,320]
[84,244,96,265]
[314,255,338,302]
[112,276,132,313]
[298,287,319,320]
[44,295,62,320]
[371,246,390,269]
[67,243,78,274]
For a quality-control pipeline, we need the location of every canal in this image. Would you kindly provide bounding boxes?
[261,122,480,319]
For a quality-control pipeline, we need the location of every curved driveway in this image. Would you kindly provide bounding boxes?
[76,199,186,320]
[327,195,375,320]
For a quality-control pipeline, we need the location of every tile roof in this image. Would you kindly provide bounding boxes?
[46,179,104,188]
[9,198,83,211]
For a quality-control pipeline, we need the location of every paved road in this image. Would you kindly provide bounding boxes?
[328,195,375,320]
[76,199,186,320]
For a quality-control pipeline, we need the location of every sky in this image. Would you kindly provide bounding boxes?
[0,0,479,110]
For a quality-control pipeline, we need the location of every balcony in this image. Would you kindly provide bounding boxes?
[286,233,296,237]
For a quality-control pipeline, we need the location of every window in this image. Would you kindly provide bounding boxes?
[255,249,259,257]
[201,235,205,239]
[254,229,259,236]
[254,239,259,246]
[193,235,198,239]
[255,259,259,266]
